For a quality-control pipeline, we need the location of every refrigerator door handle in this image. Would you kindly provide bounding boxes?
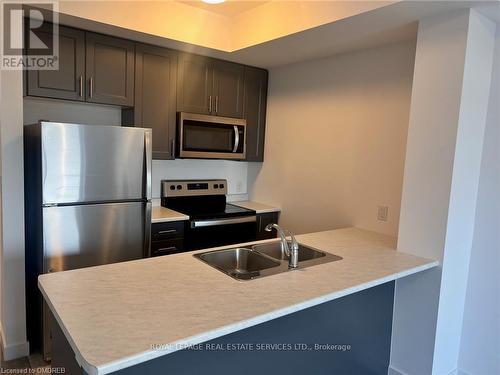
[144,201,152,257]
[144,130,152,200]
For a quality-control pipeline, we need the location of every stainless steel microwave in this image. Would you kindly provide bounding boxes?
[178,112,246,160]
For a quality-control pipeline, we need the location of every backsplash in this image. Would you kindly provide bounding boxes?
[152,159,248,199]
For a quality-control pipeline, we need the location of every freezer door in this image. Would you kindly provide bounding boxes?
[41,122,152,204]
[42,202,151,272]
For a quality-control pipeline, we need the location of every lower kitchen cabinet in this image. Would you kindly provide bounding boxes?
[151,238,184,257]
[151,221,184,257]
[256,212,280,240]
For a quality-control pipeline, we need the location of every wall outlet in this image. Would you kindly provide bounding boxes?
[377,206,389,222]
[236,181,243,193]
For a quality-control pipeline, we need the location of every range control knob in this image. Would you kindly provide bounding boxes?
[169,185,175,190]
[177,185,182,190]
[220,184,225,189]
[214,184,219,189]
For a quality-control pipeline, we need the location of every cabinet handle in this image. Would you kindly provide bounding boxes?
[171,139,175,159]
[215,96,219,114]
[156,246,177,253]
[78,76,83,97]
[89,77,94,98]
[158,229,177,234]
[208,95,212,113]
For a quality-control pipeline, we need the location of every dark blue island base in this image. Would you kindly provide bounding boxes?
[53,281,395,375]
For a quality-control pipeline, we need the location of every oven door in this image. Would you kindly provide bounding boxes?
[185,216,257,251]
[178,112,246,160]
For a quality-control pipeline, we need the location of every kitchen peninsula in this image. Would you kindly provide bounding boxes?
[39,228,438,375]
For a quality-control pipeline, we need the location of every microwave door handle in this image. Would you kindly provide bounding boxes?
[232,126,239,153]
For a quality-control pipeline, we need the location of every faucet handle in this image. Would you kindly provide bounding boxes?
[283,229,299,250]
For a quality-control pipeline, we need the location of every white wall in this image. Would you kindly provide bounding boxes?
[0,69,29,359]
[458,26,500,375]
[248,40,416,236]
[431,11,496,375]
[390,9,496,375]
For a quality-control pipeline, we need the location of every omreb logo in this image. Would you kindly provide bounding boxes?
[1,1,59,70]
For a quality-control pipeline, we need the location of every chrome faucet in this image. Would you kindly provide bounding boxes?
[265,224,299,268]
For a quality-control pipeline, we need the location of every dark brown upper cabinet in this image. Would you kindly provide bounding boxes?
[212,60,244,118]
[131,44,178,160]
[85,33,135,106]
[26,25,85,101]
[177,55,244,118]
[243,67,268,162]
[23,21,269,162]
[177,54,213,115]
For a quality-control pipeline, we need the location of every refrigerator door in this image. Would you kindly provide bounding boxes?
[41,122,152,205]
[42,201,151,272]
[41,201,151,360]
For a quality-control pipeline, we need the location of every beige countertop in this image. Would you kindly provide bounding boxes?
[231,201,281,214]
[151,206,189,223]
[151,201,279,222]
[38,227,438,375]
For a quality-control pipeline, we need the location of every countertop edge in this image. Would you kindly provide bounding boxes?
[151,215,189,223]
[151,206,190,223]
[250,208,281,214]
[70,259,439,375]
[37,278,99,375]
[230,201,281,214]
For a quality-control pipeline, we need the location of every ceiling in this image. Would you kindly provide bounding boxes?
[476,1,500,23]
[54,0,500,69]
[178,1,268,17]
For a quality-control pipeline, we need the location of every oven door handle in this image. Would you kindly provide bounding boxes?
[232,126,240,153]
[191,215,256,228]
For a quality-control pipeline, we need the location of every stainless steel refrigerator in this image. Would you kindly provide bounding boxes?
[24,121,152,359]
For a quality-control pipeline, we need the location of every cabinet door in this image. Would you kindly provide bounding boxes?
[257,212,279,240]
[134,44,177,160]
[86,33,135,106]
[177,54,213,115]
[151,238,184,257]
[243,67,268,161]
[27,25,85,101]
[213,60,244,118]
[151,221,184,241]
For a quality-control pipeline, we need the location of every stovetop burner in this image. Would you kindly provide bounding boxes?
[186,203,255,220]
[160,179,256,220]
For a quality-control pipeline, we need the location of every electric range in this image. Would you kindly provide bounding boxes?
[161,179,257,251]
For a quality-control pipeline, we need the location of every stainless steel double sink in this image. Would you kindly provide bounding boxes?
[194,241,342,281]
